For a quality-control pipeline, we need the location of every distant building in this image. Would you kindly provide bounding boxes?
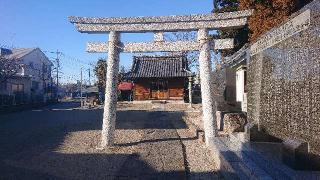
[222,44,249,112]
[118,81,133,101]
[0,48,53,105]
[128,55,192,101]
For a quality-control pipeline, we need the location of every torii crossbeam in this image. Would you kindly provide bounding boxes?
[69,10,252,147]
[86,39,234,53]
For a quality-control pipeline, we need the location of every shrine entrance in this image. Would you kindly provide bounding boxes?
[69,10,252,147]
[150,79,168,100]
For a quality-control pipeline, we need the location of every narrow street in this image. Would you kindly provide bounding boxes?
[0,101,221,180]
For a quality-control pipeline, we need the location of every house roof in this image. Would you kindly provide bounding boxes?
[224,44,249,68]
[1,48,53,66]
[129,55,192,78]
[4,48,36,60]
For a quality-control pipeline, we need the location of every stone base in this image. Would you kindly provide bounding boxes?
[283,139,308,170]
[208,137,320,179]
[198,131,205,143]
[216,111,247,134]
[282,139,320,171]
[216,111,225,131]
[223,112,247,134]
[246,125,320,171]
[150,100,167,104]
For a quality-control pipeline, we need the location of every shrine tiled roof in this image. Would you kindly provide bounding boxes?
[129,55,192,78]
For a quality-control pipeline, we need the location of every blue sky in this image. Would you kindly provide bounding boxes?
[0,0,213,83]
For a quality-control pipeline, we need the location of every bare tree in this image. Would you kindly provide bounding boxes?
[119,65,130,82]
[0,55,20,83]
[164,32,199,72]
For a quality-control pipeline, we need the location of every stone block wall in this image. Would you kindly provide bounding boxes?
[247,54,263,125]
[247,0,320,156]
[212,67,240,112]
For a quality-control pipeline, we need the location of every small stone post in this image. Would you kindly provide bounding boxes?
[154,31,164,42]
[101,31,120,147]
[188,76,193,107]
[198,29,217,145]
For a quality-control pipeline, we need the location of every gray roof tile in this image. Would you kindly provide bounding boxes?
[129,55,191,78]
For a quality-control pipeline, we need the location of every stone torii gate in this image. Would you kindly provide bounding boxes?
[69,10,252,147]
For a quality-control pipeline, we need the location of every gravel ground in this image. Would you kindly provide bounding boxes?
[0,101,221,180]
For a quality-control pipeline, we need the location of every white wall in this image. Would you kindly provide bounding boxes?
[236,68,245,102]
[18,48,52,101]
[19,49,52,96]
[236,67,247,112]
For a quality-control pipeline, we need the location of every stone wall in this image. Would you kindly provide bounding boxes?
[212,68,226,101]
[247,0,320,155]
[212,67,240,112]
[247,54,263,125]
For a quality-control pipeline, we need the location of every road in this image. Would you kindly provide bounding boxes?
[0,101,221,180]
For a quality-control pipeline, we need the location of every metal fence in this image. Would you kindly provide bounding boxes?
[0,94,29,107]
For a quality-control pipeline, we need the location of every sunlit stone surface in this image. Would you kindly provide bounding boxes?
[86,39,234,53]
[198,29,217,144]
[69,10,252,24]
[101,31,120,146]
[247,1,320,157]
[69,10,252,33]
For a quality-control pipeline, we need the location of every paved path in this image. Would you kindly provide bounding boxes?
[0,102,221,180]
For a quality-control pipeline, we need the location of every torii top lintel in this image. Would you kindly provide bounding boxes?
[69,10,252,33]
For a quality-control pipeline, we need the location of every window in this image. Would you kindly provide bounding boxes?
[12,84,24,93]
[32,81,39,90]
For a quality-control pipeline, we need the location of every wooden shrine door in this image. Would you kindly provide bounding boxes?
[150,80,168,100]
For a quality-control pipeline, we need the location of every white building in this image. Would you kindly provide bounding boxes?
[0,48,53,104]
[236,65,247,112]
[224,45,249,112]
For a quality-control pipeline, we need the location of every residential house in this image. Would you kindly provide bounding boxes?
[0,48,53,105]
[224,44,249,112]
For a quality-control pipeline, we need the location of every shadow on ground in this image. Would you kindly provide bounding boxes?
[116,110,187,129]
[0,101,223,180]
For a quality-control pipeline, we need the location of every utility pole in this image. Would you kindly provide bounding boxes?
[56,50,60,102]
[49,50,62,102]
[87,68,91,86]
[80,67,83,107]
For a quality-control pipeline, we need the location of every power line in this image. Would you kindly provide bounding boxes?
[60,52,92,66]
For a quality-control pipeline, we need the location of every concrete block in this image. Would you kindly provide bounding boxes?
[216,111,224,131]
[198,131,205,143]
[224,112,247,134]
[282,139,310,170]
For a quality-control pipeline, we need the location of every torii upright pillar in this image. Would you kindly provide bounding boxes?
[198,29,217,144]
[101,31,120,147]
